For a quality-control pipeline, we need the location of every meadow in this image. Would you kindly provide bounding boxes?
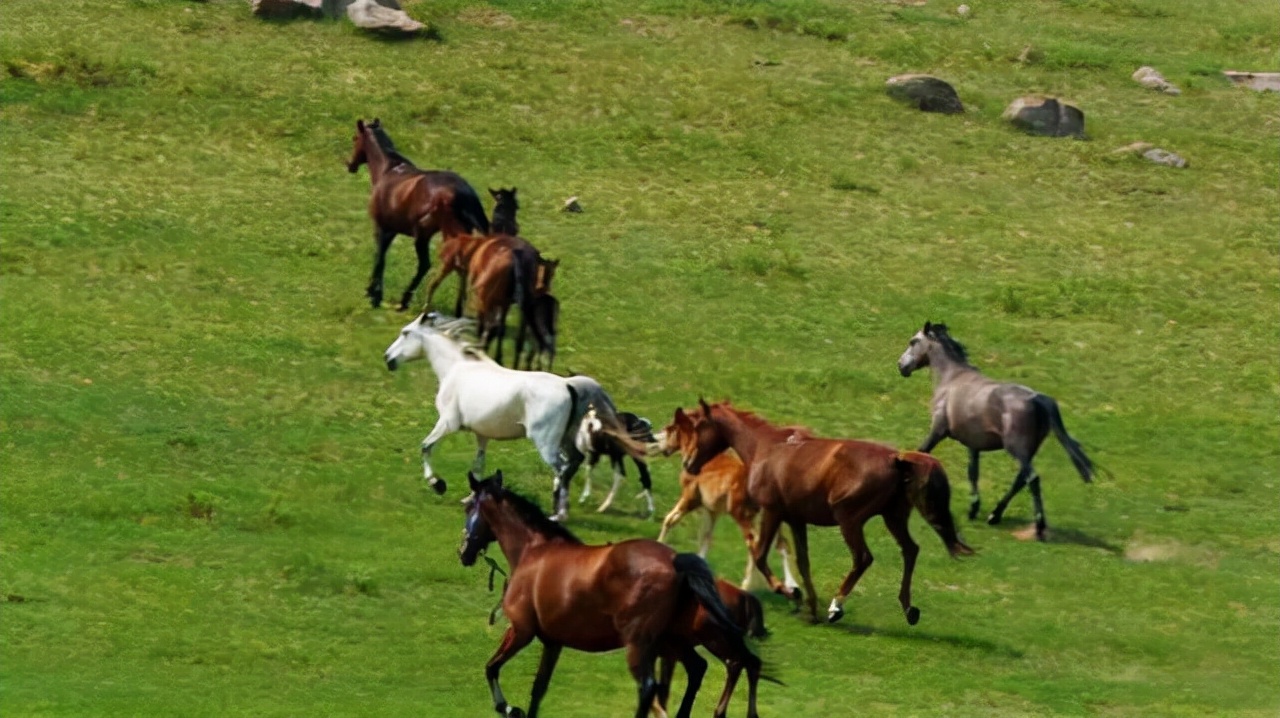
[2,0,1277,715]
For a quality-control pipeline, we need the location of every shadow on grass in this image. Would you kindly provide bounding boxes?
[982,515,1122,554]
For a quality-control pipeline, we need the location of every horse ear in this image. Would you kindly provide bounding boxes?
[492,470,503,489]
[923,320,933,333]
[698,397,712,415]
[489,188,499,198]
[467,471,481,492]
[356,119,366,131]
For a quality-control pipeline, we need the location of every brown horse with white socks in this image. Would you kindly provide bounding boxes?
[683,399,974,625]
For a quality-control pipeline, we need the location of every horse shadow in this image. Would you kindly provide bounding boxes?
[984,514,1121,554]
[822,620,1026,659]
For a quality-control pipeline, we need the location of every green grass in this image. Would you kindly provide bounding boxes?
[2,0,1277,715]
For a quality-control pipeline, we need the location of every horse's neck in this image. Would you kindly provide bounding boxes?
[929,351,977,387]
[424,333,467,378]
[715,412,775,467]
[490,512,555,569]
[362,132,397,185]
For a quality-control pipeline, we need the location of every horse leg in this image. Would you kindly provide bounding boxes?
[634,458,655,518]
[654,652,676,718]
[552,452,584,522]
[699,511,718,559]
[493,303,511,365]
[966,448,982,520]
[578,454,598,504]
[472,436,490,477]
[398,232,433,311]
[597,454,626,513]
[671,645,706,718]
[420,414,461,495]
[882,504,922,625]
[367,227,395,308]
[827,510,874,624]
[788,522,821,622]
[656,487,698,544]
[713,660,742,718]
[1026,467,1048,540]
[454,270,468,318]
[485,626,535,717]
[988,463,1032,527]
[526,641,563,718]
[731,512,757,589]
[626,643,662,718]
[775,530,800,591]
[917,423,947,454]
[752,511,800,609]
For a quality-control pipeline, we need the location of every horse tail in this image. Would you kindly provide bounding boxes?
[737,589,770,641]
[673,554,776,681]
[453,184,490,236]
[594,405,650,461]
[1034,394,1096,484]
[897,452,975,558]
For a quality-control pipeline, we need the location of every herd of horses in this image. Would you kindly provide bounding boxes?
[352,119,1099,718]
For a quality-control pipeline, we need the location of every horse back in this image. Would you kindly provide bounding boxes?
[516,539,681,651]
[751,438,902,523]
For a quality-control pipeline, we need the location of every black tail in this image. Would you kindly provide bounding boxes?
[738,591,769,641]
[898,452,975,557]
[673,554,766,672]
[452,184,490,236]
[1035,394,1095,483]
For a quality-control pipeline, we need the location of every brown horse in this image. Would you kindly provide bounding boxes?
[426,187,522,317]
[467,235,544,366]
[459,471,762,718]
[656,407,799,592]
[656,579,771,718]
[897,321,1097,540]
[683,399,974,624]
[515,258,559,371]
[346,118,489,310]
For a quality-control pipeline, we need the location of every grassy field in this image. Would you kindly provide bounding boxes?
[2,0,1277,716]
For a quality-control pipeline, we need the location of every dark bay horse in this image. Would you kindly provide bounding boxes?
[459,471,762,718]
[684,400,974,625]
[346,118,489,310]
[897,321,1097,541]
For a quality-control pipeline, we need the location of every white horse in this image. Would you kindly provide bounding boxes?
[383,313,645,520]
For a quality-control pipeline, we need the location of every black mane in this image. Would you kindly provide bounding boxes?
[368,123,416,168]
[495,485,581,544]
[926,323,971,364]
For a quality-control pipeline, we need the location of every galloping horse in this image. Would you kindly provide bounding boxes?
[515,258,559,371]
[383,313,643,519]
[655,407,799,592]
[897,321,1097,540]
[683,399,974,624]
[459,471,764,718]
[346,119,489,310]
[426,187,524,318]
[574,407,658,516]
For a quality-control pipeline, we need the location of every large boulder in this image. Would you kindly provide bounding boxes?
[346,0,424,35]
[251,0,323,19]
[885,74,964,114]
[1002,96,1085,138]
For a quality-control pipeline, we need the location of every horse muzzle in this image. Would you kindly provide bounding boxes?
[897,362,915,378]
[385,356,399,371]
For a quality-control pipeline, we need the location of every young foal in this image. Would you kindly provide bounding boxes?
[655,407,799,591]
[459,471,762,718]
[574,406,658,516]
[897,321,1097,540]
[684,399,974,624]
[346,119,489,310]
[426,187,524,318]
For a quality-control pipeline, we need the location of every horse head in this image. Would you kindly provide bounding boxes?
[347,118,373,173]
[683,399,731,475]
[460,471,502,566]
[899,321,969,377]
[383,313,433,370]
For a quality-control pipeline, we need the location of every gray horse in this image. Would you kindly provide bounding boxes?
[898,322,1095,540]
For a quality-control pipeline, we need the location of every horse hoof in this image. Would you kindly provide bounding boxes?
[826,606,845,624]
[505,707,525,718]
[431,478,447,496]
[906,606,921,625]
[986,512,1002,526]
[967,505,980,521]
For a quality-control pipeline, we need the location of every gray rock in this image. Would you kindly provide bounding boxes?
[885,74,964,114]
[1223,71,1280,92]
[1002,96,1085,138]
[346,0,423,34]
[321,0,399,19]
[251,0,323,19]
[1142,148,1189,168]
[1132,66,1181,96]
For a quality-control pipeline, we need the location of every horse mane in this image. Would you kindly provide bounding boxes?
[711,402,816,441]
[925,323,971,365]
[367,122,416,168]
[498,486,582,544]
[427,316,498,363]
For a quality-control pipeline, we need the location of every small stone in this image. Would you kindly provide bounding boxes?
[346,0,424,35]
[1002,95,1085,138]
[885,74,964,114]
[1132,66,1181,96]
[562,196,583,213]
[956,4,970,16]
[1142,148,1188,168]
